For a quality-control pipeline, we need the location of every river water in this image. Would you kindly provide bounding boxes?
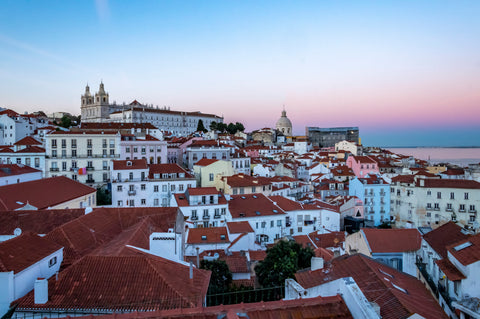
[386,148,480,167]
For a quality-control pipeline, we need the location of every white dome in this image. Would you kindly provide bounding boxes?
[276,109,292,135]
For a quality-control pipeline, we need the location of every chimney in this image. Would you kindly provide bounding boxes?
[189,261,194,280]
[34,278,48,304]
[311,257,324,271]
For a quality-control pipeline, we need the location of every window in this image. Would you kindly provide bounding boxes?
[270,220,274,228]
[87,149,92,157]
[141,199,146,205]
[62,162,67,171]
[192,210,197,218]
[261,222,266,228]
[153,198,159,206]
[171,184,176,191]
[126,147,130,153]
[103,173,108,182]
[71,139,77,148]
[52,150,57,158]
[162,185,167,192]
[221,208,226,215]
[459,204,466,212]
[141,147,146,154]
[434,203,440,210]
[61,150,66,158]
[437,192,441,199]
[465,192,469,200]
[110,149,115,156]
[427,190,431,196]
[209,173,214,182]
[25,158,31,166]
[141,184,146,190]
[277,220,282,226]
[450,192,455,200]
[117,200,123,207]
[447,203,452,210]
[470,205,476,212]
[154,185,159,192]
[34,158,39,168]
[129,172,133,180]
[71,150,77,157]
[51,139,57,148]
[87,139,92,148]
[16,158,21,164]
[129,200,134,207]
[179,184,184,191]
[203,209,209,217]
[49,256,57,267]
[72,174,77,181]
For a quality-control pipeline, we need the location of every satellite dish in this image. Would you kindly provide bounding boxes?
[14,228,22,236]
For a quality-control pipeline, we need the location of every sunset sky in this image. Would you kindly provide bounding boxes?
[0,1,479,146]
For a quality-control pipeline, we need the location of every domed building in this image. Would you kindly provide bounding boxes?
[276,108,292,136]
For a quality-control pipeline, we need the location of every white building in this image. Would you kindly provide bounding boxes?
[45,131,121,186]
[0,164,42,186]
[174,187,230,228]
[0,110,48,145]
[0,233,63,317]
[80,83,223,136]
[391,176,480,229]
[111,159,196,207]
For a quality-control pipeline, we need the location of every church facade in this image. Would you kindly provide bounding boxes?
[81,83,223,136]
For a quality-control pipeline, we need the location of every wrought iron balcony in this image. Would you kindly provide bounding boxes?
[128,190,136,196]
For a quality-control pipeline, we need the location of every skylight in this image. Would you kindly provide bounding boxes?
[454,242,472,251]
[392,283,408,294]
[255,211,261,215]
[379,268,394,278]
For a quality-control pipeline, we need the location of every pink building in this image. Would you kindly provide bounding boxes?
[120,134,167,164]
[346,155,379,178]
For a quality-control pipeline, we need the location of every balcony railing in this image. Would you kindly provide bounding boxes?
[50,168,59,172]
[128,190,136,196]
[304,220,314,226]
[469,209,477,213]
[86,167,95,171]
[203,215,210,220]
[214,214,221,219]
[191,216,198,220]
[286,222,292,227]
[459,208,466,212]
[416,259,438,296]
[86,179,95,183]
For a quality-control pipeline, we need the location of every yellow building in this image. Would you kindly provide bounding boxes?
[193,158,235,188]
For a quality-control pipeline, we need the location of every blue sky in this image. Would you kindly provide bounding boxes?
[0,1,479,146]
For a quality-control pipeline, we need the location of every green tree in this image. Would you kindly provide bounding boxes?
[209,121,218,131]
[200,259,232,293]
[96,187,112,206]
[227,123,237,134]
[235,122,245,132]
[60,115,72,128]
[197,119,207,132]
[255,240,314,288]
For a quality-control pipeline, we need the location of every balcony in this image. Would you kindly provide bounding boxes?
[214,214,221,219]
[102,144,107,148]
[203,215,210,220]
[469,209,477,213]
[191,216,198,220]
[459,208,466,213]
[128,190,136,196]
[86,166,95,171]
[87,144,92,149]
[103,166,109,170]
[416,258,438,296]
[86,179,95,183]
[446,207,453,212]
[286,222,292,227]
[304,220,314,226]
[50,167,59,172]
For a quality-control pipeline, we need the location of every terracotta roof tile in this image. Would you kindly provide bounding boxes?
[112,159,148,170]
[362,228,421,253]
[295,254,447,319]
[229,194,286,218]
[423,222,470,259]
[187,227,229,244]
[248,250,266,261]
[14,252,211,311]
[0,164,42,177]
[446,232,480,266]
[80,122,157,130]
[187,187,220,196]
[226,221,254,234]
[194,158,219,167]
[308,231,345,249]
[0,176,96,211]
[74,295,351,319]
[14,145,45,153]
[435,259,466,281]
[0,232,63,273]
[149,163,193,179]
[0,208,84,235]
[416,179,480,189]
[13,136,42,145]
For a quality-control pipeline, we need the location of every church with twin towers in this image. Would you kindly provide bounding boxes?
[80,82,223,136]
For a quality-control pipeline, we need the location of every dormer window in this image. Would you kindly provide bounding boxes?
[201,235,207,241]
[126,161,132,166]
[220,235,226,240]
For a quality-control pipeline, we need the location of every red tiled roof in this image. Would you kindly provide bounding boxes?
[13,136,42,146]
[74,295,351,319]
[186,187,219,196]
[0,164,42,177]
[14,145,45,153]
[226,221,254,234]
[50,130,118,135]
[416,179,480,189]
[187,227,229,244]
[308,231,345,249]
[194,158,219,167]
[14,252,211,311]
[351,156,377,164]
[228,194,286,218]
[249,250,266,261]
[0,208,84,235]
[112,159,148,170]
[423,222,470,259]
[0,232,63,273]
[362,228,421,253]
[435,259,466,281]
[269,195,305,211]
[446,232,480,266]
[149,163,193,179]
[391,175,416,184]
[45,207,179,267]
[0,176,96,211]
[223,174,271,187]
[0,109,19,117]
[295,254,447,319]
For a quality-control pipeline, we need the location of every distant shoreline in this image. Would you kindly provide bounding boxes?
[381,146,480,149]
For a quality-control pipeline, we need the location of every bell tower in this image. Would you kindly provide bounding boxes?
[95,81,109,106]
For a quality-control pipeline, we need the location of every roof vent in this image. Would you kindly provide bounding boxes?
[241,196,246,199]
[454,241,472,251]
[255,211,261,215]
[253,195,257,199]
[273,209,278,214]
